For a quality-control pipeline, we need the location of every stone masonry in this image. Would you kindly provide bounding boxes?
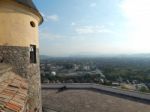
[0,45,41,111]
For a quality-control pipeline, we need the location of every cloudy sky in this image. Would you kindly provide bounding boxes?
[34,0,150,56]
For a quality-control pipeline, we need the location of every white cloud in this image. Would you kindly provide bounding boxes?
[75,25,114,34]
[47,14,59,22]
[41,13,59,22]
[90,3,97,7]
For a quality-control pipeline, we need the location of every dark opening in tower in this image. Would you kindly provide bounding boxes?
[30,45,37,63]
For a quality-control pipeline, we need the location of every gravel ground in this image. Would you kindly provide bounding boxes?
[42,89,150,112]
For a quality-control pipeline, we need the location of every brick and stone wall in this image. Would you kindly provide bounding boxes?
[0,45,42,112]
[0,1,43,111]
[0,64,29,112]
[0,46,29,77]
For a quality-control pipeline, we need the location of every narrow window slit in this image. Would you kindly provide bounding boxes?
[30,45,36,63]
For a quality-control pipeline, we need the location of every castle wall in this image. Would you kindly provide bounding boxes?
[0,0,40,47]
[0,1,42,111]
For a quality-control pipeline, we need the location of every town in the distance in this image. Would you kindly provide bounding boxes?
[40,54,150,93]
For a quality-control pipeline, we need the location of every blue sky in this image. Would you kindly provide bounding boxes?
[34,0,150,56]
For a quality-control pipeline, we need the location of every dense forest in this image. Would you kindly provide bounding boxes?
[96,57,150,82]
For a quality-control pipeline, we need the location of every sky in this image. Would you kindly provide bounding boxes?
[34,0,150,56]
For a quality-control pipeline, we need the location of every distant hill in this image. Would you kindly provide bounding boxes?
[40,55,52,60]
[40,53,150,59]
[125,53,150,58]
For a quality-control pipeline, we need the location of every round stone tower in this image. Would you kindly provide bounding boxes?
[0,0,43,111]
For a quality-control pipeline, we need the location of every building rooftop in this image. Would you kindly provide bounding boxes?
[15,0,37,11]
[15,0,43,24]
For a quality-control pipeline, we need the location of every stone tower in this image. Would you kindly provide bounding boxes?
[0,0,43,111]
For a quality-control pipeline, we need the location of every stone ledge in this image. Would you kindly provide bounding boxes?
[42,83,150,104]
